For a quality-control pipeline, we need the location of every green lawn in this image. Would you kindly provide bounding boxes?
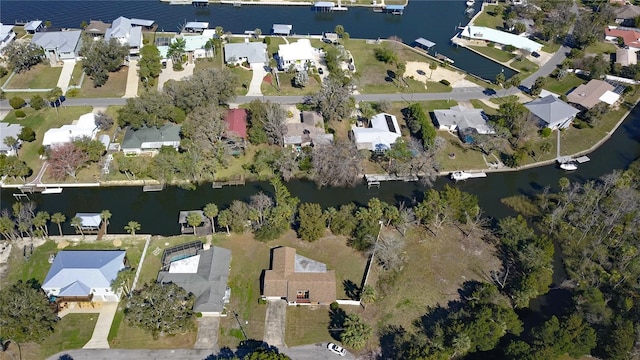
[472,5,505,29]
[285,307,333,347]
[468,45,516,63]
[470,99,498,115]
[2,106,92,183]
[37,314,99,359]
[69,63,84,87]
[80,67,128,98]
[543,73,585,95]
[262,71,321,96]
[541,41,561,53]
[510,58,539,76]
[584,41,617,54]
[109,310,197,349]
[5,64,62,89]
[229,66,254,95]
[436,132,490,171]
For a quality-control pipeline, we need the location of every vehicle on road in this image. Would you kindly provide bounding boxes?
[327,343,346,356]
[483,88,496,96]
[50,95,66,107]
[318,68,324,74]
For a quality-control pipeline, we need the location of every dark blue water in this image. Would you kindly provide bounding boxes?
[0,0,514,79]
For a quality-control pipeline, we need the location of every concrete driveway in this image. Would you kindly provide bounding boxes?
[57,59,76,93]
[82,302,119,349]
[263,299,287,347]
[193,316,220,352]
[247,63,266,96]
[123,59,139,98]
[157,59,195,91]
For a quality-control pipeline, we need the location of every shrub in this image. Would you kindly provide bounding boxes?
[504,45,516,52]
[540,127,552,138]
[0,66,7,78]
[258,298,267,305]
[14,110,26,118]
[30,95,46,110]
[330,302,340,311]
[9,96,25,109]
[195,312,203,318]
[440,79,451,86]
[65,88,80,98]
[487,42,495,48]
[18,126,36,141]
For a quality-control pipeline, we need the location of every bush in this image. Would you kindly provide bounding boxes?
[540,127,552,138]
[504,45,516,52]
[30,95,46,110]
[440,79,451,86]
[258,298,267,305]
[330,302,340,311]
[195,312,203,318]
[0,66,7,78]
[14,110,26,118]
[487,42,495,48]
[9,96,25,109]
[65,88,80,98]
[18,126,36,142]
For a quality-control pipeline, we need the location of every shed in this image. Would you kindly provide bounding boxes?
[272,24,293,36]
[130,18,155,28]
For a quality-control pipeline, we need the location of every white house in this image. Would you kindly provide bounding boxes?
[104,16,145,55]
[460,25,543,53]
[224,41,268,65]
[31,30,83,62]
[277,39,317,71]
[0,23,16,50]
[42,113,98,147]
[351,113,401,151]
[0,123,23,156]
[121,124,182,155]
[525,95,580,130]
[42,250,126,302]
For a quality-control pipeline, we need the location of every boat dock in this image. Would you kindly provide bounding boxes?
[365,174,419,188]
[143,184,164,192]
[212,175,245,188]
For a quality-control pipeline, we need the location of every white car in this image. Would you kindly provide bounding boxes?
[327,343,346,356]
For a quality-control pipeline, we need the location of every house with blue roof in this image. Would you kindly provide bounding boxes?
[42,250,127,302]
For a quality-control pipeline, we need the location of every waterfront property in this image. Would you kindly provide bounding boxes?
[32,30,83,63]
[614,4,640,27]
[567,79,621,111]
[105,16,149,56]
[42,113,98,148]
[276,39,317,71]
[42,250,126,302]
[157,245,231,316]
[432,105,494,143]
[0,123,23,156]
[525,95,580,130]
[223,41,268,65]
[459,25,542,53]
[84,20,110,37]
[284,111,333,147]
[120,124,181,155]
[262,246,336,305]
[351,113,402,151]
[183,21,209,33]
[272,24,293,36]
[224,109,248,140]
[0,23,15,50]
[24,20,44,34]
[72,212,103,233]
[177,210,210,235]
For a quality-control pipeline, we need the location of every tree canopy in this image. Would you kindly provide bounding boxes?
[0,280,58,343]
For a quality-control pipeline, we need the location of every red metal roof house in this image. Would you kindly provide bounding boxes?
[224,109,248,139]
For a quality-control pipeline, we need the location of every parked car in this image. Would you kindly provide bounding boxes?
[318,67,324,75]
[322,38,333,44]
[327,343,346,356]
[49,95,66,107]
[483,88,496,96]
[532,52,540,58]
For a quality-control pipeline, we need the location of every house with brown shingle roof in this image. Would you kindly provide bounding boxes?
[262,247,336,305]
[567,80,621,110]
[605,27,640,50]
[615,4,640,26]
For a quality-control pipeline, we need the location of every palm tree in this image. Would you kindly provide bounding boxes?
[204,38,216,58]
[429,62,438,79]
[124,221,141,235]
[32,211,50,239]
[324,207,337,229]
[217,210,232,236]
[100,210,112,235]
[167,38,186,70]
[111,268,135,298]
[3,136,18,156]
[186,212,202,236]
[359,285,376,308]
[70,216,83,236]
[51,213,66,236]
[203,203,218,234]
[254,28,262,37]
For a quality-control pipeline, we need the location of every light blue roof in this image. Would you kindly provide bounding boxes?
[385,5,405,10]
[42,250,126,294]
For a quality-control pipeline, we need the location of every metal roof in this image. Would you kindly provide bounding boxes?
[32,30,82,53]
[42,250,126,294]
[462,25,543,52]
[415,37,435,48]
[130,18,155,27]
[24,20,43,31]
[272,24,293,35]
[184,21,209,29]
[385,5,405,10]
[74,213,102,227]
[314,1,335,7]
[224,42,267,64]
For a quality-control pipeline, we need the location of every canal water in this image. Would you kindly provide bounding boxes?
[0,0,514,79]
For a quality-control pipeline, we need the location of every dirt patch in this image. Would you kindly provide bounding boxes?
[405,61,479,88]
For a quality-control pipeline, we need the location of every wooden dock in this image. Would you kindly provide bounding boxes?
[143,184,164,192]
[365,174,419,188]
[212,175,245,189]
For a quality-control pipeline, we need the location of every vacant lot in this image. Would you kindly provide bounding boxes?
[5,64,62,89]
[80,67,128,97]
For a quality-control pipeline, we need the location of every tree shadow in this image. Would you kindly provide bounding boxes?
[378,325,406,360]
[204,340,281,359]
[57,356,74,360]
[343,279,361,300]
[328,307,347,341]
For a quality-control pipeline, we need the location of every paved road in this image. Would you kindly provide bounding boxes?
[281,343,357,360]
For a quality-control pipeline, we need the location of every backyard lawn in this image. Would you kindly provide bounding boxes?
[5,64,62,89]
[468,45,516,63]
[584,41,617,54]
[472,5,505,29]
[80,67,128,98]
[436,132,490,171]
[543,73,585,95]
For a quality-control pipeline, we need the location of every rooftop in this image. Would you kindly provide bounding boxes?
[224,41,268,64]
[32,30,82,53]
[184,22,209,30]
[433,106,494,134]
[351,113,401,151]
[461,25,543,52]
[121,124,181,150]
[278,39,315,62]
[605,27,640,48]
[525,95,580,126]
[24,20,43,31]
[567,79,618,109]
[224,109,248,139]
[272,24,293,35]
[74,213,102,228]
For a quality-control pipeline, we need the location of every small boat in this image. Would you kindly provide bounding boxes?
[466,0,475,7]
[560,161,578,171]
[450,171,487,181]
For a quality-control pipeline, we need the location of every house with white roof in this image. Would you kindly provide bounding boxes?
[277,39,317,71]
[224,41,268,65]
[105,16,146,55]
[24,20,44,34]
[0,23,15,50]
[183,22,209,33]
[351,113,402,151]
[460,25,543,53]
[525,95,580,130]
[32,30,83,62]
[0,123,23,156]
[42,113,98,147]
[42,250,126,302]
[272,24,292,36]
[433,105,494,143]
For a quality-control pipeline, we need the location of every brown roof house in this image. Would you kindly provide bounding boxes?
[262,247,336,305]
[567,80,621,110]
[284,111,333,147]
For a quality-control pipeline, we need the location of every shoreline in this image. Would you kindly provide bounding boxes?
[159,0,392,8]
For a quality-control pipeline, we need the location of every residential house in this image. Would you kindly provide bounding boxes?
[284,111,333,147]
[262,247,336,305]
[183,21,209,33]
[121,124,181,155]
[42,113,98,147]
[524,95,580,129]
[567,79,621,110]
[24,20,44,34]
[272,24,292,36]
[224,41,268,65]
[0,23,15,50]
[459,25,543,53]
[605,27,640,50]
[84,20,111,38]
[72,213,103,233]
[616,47,638,66]
[351,113,402,151]
[224,109,248,140]
[432,105,494,143]
[42,250,126,302]
[0,123,23,156]
[32,30,83,62]
[614,4,640,26]
[183,35,214,61]
[277,39,317,71]
[157,246,231,316]
[105,16,146,55]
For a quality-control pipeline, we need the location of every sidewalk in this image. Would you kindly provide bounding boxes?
[57,60,76,94]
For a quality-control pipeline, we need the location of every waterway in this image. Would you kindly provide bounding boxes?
[0,0,515,79]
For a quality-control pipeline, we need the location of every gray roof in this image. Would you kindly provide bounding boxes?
[433,106,493,134]
[130,18,155,27]
[178,210,205,224]
[0,123,23,152]
[295,254,327,272]
[24,20,43,31]
[157,246,231,313]
[85,20,110,35]
[42,250,126,296]
[415,37,435,48]
[32,30,82,53]
[525,95,580,126]
[615,4,640,19]
[224,42,268,64]
[105,16,132,39]
[121,124,181,150]
[272,24,292,35]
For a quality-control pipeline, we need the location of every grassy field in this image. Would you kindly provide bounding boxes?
[543,73,585,95]
[2,106,92,183]
[472,5,504,29]
[262,71,322,96]
[510,58,539,76]
[80,67,128,97]
[285,306,334,347]
[436,132,489,171]
[584,41,617,54]
[5,64,62,89]
[468,45,516,63]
